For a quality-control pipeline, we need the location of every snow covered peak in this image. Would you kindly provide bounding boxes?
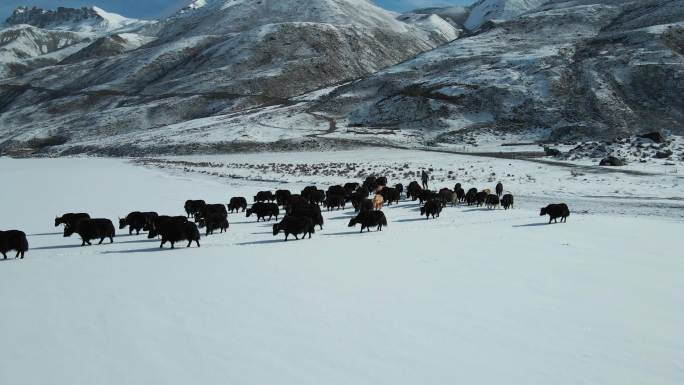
[4,5,151,34]
[162,0,416,37]
[464,0,547,30]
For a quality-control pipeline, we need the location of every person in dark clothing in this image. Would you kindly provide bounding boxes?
[421,170,429,189]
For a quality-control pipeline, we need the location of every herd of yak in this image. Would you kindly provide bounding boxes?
[1,175,571,259]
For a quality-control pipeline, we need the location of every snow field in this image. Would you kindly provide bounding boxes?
[0,154,682,385]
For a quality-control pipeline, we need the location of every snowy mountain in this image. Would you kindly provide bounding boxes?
[465,0,547,30]
[303,0,684,145]
[0,0,683,156]
[4,6,153,34]
[0,0,457,155]
[0,6,156,79]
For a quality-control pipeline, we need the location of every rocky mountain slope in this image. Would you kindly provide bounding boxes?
[0,0,457,155]
[5,6,153,33]
[0,0,682,156]
[303,0,684,145]
[465,0,547,30]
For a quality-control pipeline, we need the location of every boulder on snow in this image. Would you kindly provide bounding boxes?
[654,150,673,159]
[544,147,562,157]
[639,132,666,143]
[599,156,627,167]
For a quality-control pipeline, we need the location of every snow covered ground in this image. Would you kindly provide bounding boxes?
[0,151,682,385]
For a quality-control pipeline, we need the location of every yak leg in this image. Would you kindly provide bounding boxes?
[160,238,167,248]
[187,240,192,248]
[2,252,6,259]
[109,236,114,243]
[195,240,200,247]
[98,237,105,245]
[170,241,175,249]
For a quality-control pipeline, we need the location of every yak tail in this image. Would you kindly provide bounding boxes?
[20,236,29,252]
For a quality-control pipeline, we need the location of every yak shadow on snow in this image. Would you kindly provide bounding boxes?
[396,218,428,223]
[101,246,170,254]
[462,208,493,213]
[236,239,291,246]
[330,215,355,220]
[31,243,86,251]
[513,222,551,228]
[231,220,257,225]
[324,231,368,236]
[28,231,64,236]
[114,238,159,245]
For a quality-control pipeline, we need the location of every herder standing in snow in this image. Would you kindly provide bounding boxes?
[421,170,429,189]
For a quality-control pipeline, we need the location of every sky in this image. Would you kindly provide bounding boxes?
[0,0,472,21]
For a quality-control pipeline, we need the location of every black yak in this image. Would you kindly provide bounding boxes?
[246,202,279,222]
[465,188,478,205]
[395,183,404,197]
[119,211,147,235]
[142,212,158,231]
[275,190,292,206]
[327,185,346,198]
[540,204,570,224]
[376,176,388,187]
[55,213,90,230]
[501,194,514,210]
[0,230,29,259]
[273,216,315,241]
[348,211,388,232]
[184,200,206,218]
[362,176,378,192]
[158,220,201,249]
[420,199,442,219]
[66,218,115,246]
[324,195,346,211]
[253,191,275,203]
[418,189,439,204]
[380,187,400,206]
[205,213,229,235]
[438,188,455,207]
[475,191,488,207]
[148,216,188,239]
[455,187,465,203]
[485,194,500,209]
[343,182,360,195]
[195,204,228,226]
[289,202,324,230]
[227,197,248,213]
[406,181,422,201]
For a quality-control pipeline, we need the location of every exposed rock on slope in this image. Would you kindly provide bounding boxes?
[0,1,455,154]
[1,0,683,156]
[305,0,684,145]
[465,0,548,30]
